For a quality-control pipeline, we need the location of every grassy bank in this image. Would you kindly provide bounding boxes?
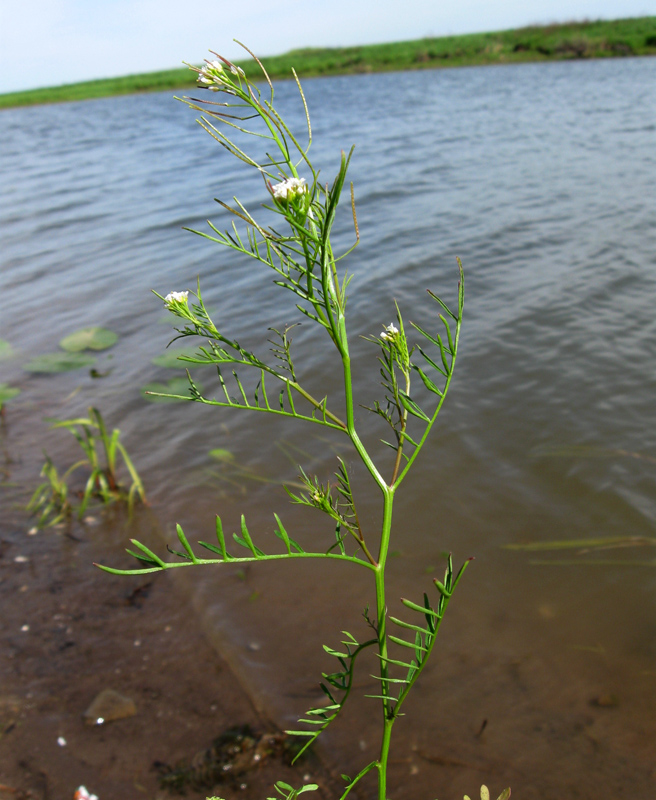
[1,16,655,109]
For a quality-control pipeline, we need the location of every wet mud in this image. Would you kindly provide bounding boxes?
[0,510,331,800]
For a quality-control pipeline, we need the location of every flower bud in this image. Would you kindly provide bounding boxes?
[379,323,399,342]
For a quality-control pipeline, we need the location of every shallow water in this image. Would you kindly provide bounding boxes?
[2,57,656,798]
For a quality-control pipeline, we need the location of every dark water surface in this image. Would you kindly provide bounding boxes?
[2,57,656,799]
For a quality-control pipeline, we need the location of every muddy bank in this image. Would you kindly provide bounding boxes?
[0,507,333,800]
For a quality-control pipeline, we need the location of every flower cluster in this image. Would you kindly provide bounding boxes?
[162,290,201,325]
[164,291,189,306]
[380,323,399,342]
[197,58,244,91]
[271,177,308,203]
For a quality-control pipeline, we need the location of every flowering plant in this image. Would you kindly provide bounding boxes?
[100,47,507,800]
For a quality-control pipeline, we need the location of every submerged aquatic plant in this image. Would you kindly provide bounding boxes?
[99,48,509,800]
[28,407,146,528]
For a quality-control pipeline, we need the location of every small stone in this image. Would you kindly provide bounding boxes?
[57,736,67,746]
[592,692,619,708]
[28,527,38,536]
[83,689,137,725]
[21,625,29,632]
[247,642,261,651]
[74,787,99,800]
[14,555,28,563]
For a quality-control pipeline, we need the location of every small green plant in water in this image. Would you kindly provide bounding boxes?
[99,48,509,800]
[28,407,146,528]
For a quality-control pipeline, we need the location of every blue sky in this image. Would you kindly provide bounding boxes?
[0,0,654,93]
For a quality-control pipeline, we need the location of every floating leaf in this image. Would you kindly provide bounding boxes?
[140,377,201,403]
[0,340,14,361]
[59,327,118,352]
[152,348,205,369]
[24,352,97,373]
[209,448,235,462]
[0,384,21,406]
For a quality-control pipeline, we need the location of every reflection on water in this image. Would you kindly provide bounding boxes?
[2,56,656,799]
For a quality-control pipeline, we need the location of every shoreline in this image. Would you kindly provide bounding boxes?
[0,508,334,800]
[1,16,654,110]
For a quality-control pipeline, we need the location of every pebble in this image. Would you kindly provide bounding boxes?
[14,555,28,563]
[57,736,67,746]
[83,689,137,725]
[74,787,98,800]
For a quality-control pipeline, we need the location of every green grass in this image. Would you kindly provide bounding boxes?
[1,16,655,109]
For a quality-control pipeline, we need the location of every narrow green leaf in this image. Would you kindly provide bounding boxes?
[197,540,224,556]
[273,513,305,553]
[323,644,349,658]
[410,321,441,349]
[401,597,441,617]
[389,634,428,652]
[416,345,448,378]
[233,515,265,557]
[128,539,166,567]
[364,694,397,701]
[398,391,430,422]
[215,515,229,560]
[436,334,451,375]
[413,365,443,396]
[376,654,417,669]
[389,616,430,635]
[176,523,199,563]
[427,288,458,321]
[440,314,455,353]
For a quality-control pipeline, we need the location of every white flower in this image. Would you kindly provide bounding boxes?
[380,323,399,342]
[198,60,224,85]
[164,291,189,305]
[271,177,307,202]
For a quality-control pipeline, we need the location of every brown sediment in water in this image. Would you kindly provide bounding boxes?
[0,511,333,800]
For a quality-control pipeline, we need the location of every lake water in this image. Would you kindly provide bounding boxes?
[2,56,655,799]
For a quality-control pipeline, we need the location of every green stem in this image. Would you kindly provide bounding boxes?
[374,488,395,799]
[340,334,386,492]
[377,717,394,800]
[96,548,377,576]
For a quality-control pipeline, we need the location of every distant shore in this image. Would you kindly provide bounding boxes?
[1,16,655,109]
